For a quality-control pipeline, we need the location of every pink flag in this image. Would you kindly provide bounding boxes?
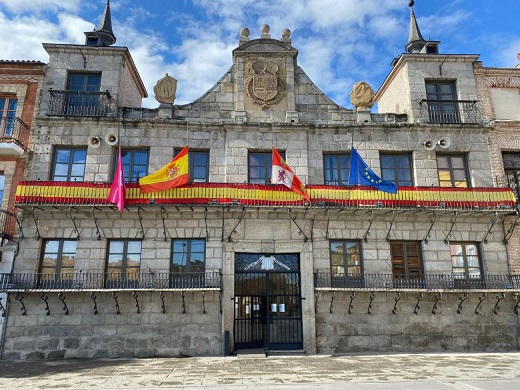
[107,147,125,211]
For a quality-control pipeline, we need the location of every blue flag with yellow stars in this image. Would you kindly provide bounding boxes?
[349,147,398,194]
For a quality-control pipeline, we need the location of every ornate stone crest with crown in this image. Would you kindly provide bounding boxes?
[245,58,286,109]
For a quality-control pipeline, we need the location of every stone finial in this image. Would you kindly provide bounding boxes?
[239,27,250,45]
[260,24,271,39]
[517,53,520,68]
[350,81,375,110]
[153,73,178,104]
[281,28,291,43]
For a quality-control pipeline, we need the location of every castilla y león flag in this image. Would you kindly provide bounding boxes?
[139,146,189,193]
[271,147,309,201]
[107,147,125,211]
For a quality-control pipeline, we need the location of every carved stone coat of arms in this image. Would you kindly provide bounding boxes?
[245,59,286,109]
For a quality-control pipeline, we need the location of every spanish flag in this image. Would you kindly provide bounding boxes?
[139,146,189,193]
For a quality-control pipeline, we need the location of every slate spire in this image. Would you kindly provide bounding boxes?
[405,1,426,53]
[84,0,116,46]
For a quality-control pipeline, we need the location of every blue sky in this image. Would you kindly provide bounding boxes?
[0,0,518,109]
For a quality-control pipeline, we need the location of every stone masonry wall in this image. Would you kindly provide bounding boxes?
[2,291,222,359]
[316,291,520,353]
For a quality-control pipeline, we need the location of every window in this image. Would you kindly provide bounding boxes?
[68,73,101,92]
[171,239,206,288]
[249,150,285,184]
[52,148,87,181]
[175,148,209,182]
[436,154,468,187]
[323,154,350,185]
[66,73,102,116]
[380,154,413,187]
[330,240,363,287]
[0,174,4,202]
[38,240,77,288]
[114,149,149,183]
[451,243,482,288]
[390,242,422,287]
[0,97,18,136]
[503,153,520,200]
[106,240,141,288]
[425,81,459,123]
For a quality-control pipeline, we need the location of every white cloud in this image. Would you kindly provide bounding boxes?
[0,0,82,13]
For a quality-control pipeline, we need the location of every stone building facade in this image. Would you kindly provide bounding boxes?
[1,4,519,359]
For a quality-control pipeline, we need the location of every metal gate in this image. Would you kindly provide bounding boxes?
[234,253,303,350]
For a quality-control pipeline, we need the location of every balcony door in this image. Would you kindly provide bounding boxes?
[426,82,459,123]
[65,73,102,116]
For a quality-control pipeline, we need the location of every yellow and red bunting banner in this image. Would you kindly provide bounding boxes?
[15,182,517,210]
[138,146,189,193]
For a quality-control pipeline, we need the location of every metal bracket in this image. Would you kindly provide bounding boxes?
[68,207,80,240]
[32,207,41,241]
[414,292,424,315]
[475,293,488,315]
[161,207,168,242]
[15,293,26,316]
[288,209,309,242]
[132,291,140,314]
[310,208,317,242]
[315,291,320,313]
[423,211,437,245]
[0,297,6,317]
[137,207,145,238]
[457,293,469,314]
[160,292,166,314]
[444,211,458,245]
[112,292,120,315]
[181,291,186,314]
[348,292,356,315]
[221,207,225,242]
[227,208,246,242]
[204,208,209,238]
[386,211,396,242]
[493,293,505,315]
[40,293,50,316]
[483,212,499,244]
[92,207,101,240]
[202,291,206,314]
[392,292,401,315]
[16,212,24,240]
[504,211,520,245]
[367,292,376,315]
[432,292,442,315]
[515,294,520,315]
[329,291,335,314]
[58,292,69,315]
[363,209,374,243]
[324,209,330,240]
[219,291,222,315]
[90,292,98,315]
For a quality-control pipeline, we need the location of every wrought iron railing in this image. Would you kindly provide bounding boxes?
[14,181,516,211]
[419,99,479,124]
[47,89,111,117]
[314,272,520,291]
[0,271,222,291]
[0,117,29,148]
[0,209,16,241]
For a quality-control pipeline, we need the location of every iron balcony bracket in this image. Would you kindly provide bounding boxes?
[423,211,437,245]
[444,211,458,245]
[132,291,140,314]
[514,294,520,315]
[58,292,69,315]
[227,208,246,243]
[414,292,424,315]
[329,291,335,314]
[40,293,50,316]
[221,207,225,242]
[32,207,41,241]
[68,207,80,240]
[160,292,166,314]
[181,291,186,314]
[483,211,499,244]
[503,211,520,245]
[0,296,6,317]
[15,293,26,316]
[161,207,168,242]
[324,209,330,240]
[457,293,469,314]
[202,291,206,314]
[310,208,317,242]
[392,292,401,315]
[367,292,376,315]
[204,208,209,238]
[386,211,396,243]
[112,292,120,315]
[315,291,320,313]
[348,292,356,314]
[219,291,222,315]
[137,207,145,238]
[432,292,443,315]
[493,293,505,315]
[92,207,101,240]
[475,293,488,315]
[288,209,309,242]
[363,210,374,243]
[90,292,98,315]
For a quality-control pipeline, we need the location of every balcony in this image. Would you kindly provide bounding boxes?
[14,181,516,212]
[0,117,29,155]
[0,209,16,242]
[47,89,111,117]
[314,272,520,292]
[0,271,222,292]
[419,99,479,124]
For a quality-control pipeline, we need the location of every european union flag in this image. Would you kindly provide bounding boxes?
[348,148,398,194]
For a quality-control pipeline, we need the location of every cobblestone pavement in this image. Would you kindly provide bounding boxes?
[0,353,520,389]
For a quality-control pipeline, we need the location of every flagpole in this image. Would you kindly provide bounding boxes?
[186,120,189,147]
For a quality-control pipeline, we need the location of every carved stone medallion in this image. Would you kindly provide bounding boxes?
[154,73,177,104]
[245,59,286,109]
